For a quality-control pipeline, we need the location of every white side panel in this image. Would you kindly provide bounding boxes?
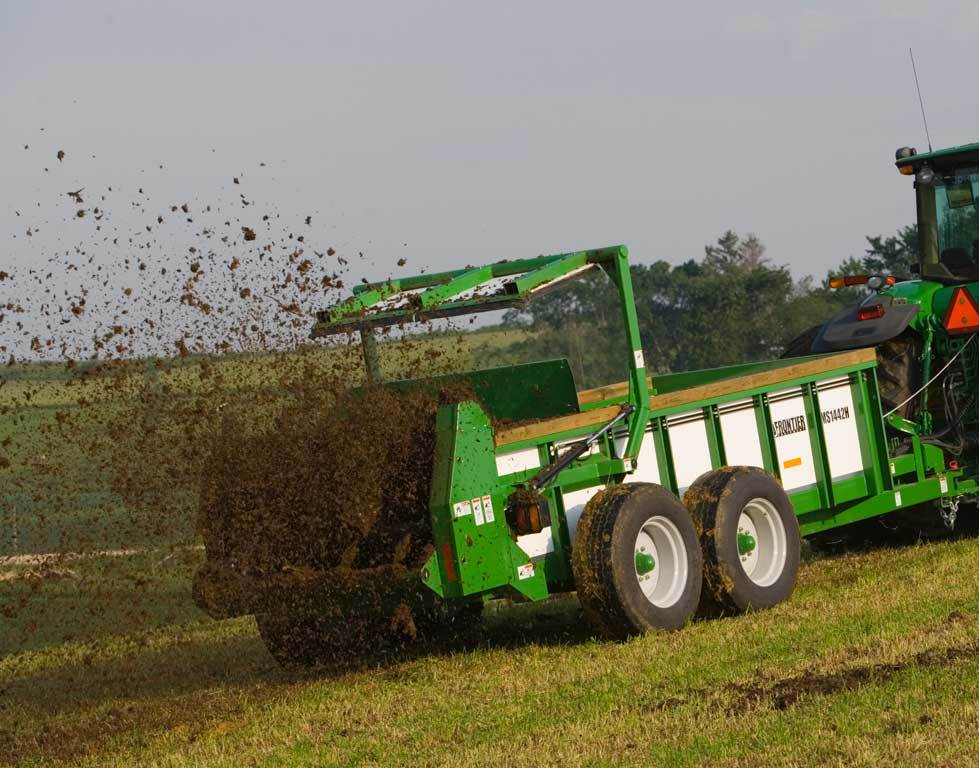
[562,485,604,545]
[516,526,555,558]
[818,377,864,479]
[495,446,540,476]
[769,389,817,490]
[718,399,765,469]
[668,412,713,493]
[613,429,661,485]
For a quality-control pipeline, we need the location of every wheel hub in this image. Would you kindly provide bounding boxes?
[635,551,656,575]
[737,530,756,556]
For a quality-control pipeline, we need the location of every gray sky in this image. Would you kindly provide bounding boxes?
[3,1,979,358]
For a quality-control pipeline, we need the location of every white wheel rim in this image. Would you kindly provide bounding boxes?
[737,497,787,587]
[634,515,688,608]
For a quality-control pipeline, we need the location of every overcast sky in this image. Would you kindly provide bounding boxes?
[3,1,979,358]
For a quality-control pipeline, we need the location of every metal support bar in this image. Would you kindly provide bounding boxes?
[603,246,651,461]
[804,382,833,510]
[754,394,779,479]
[704,405,726,467]
[361,326,382,383]
[529,405,634,491]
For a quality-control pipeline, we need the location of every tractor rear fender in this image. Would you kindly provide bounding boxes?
[814,296,920,352]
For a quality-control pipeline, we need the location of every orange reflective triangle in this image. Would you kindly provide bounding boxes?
[943,286,979,334]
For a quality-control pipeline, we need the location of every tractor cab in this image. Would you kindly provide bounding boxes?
[896,142,979,283]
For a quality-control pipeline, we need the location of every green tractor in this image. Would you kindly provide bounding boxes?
[784,140,979,541]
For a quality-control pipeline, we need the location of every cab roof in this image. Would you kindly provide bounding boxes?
[896,140,979,172]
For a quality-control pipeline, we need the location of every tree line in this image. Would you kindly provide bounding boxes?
[487,226,919,388]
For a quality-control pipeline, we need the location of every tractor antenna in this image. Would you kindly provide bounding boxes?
[909,47,933,152]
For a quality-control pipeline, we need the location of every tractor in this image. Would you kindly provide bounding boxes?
[783,141,979,542]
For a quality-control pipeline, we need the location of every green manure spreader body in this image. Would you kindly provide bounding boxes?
[196,133,979,659]
[290,242,975,643]
[423,346,946,607]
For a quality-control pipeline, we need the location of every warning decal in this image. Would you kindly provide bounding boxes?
[453,500,472,518]
[517,563,535,580]
[472,497,485,526]
[482,495,495,523]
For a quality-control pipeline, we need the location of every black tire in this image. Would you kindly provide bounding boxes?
[875,332,922,420]
[780,324,824,359]
[783,324,920,421]
[684,467,800,615]
[572,483,702,638]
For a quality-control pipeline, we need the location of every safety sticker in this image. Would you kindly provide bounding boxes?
[517,562,535,580]
[634,349,645,369]
[482,495,495,523]
[894,491,902,507]
[471,497,485,526]
[940,475,949,494]
[453,500,472,518]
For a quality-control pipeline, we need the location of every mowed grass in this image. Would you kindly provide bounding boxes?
[4,537,979,767]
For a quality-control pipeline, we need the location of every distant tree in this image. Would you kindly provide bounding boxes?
[497,231,804,383]
[489,226,923,385]
[703,230,770,273]
[829,225,919,285]
[631,249,793,373]
[863,224,918,276]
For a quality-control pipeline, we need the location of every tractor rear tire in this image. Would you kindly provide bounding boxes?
[780,324,823,359]
[573,483,702,639]
[684,467,800,616]
[781,326,921,421]
[875,332,922,420]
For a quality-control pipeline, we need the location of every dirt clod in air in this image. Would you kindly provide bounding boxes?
[1,148,483,679]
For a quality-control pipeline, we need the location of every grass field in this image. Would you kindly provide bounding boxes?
[5,339,979,767]
[6,537,979,767]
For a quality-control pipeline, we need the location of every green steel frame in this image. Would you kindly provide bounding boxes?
[313,245,652,461]
[311,245,968,606]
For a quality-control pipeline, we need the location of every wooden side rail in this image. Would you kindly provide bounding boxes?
[495,348,877,447]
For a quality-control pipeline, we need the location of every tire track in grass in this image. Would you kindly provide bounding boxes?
[649,612,977,715]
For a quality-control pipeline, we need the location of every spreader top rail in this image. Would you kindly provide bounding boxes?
[311,246,625,336]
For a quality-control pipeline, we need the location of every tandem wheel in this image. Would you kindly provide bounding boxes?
[684,466,800,616]
[573,482,703,638]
